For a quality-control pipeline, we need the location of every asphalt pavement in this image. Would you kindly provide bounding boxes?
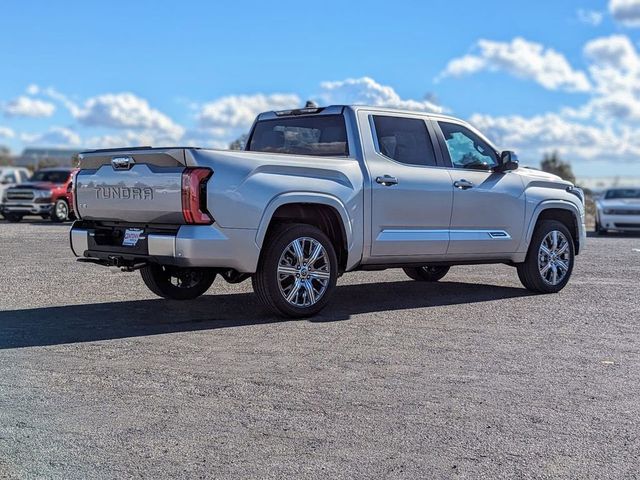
[0,220,639,479]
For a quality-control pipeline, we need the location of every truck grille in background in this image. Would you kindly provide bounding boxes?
[6,190,35,201]
[615,223,640,228]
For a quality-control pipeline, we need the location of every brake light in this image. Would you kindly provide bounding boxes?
[181,167,213,224]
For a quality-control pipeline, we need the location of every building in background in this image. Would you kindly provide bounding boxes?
[13,148,81,169]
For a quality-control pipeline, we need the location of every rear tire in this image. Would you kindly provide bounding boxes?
[140,264,216,300]
[252,223,338,318]
[403,265,450,282]
[517,220,574,293]
[5,213,23,223]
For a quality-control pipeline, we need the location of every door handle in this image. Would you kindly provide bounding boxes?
[454,179,474,190]
[376,175,398,186]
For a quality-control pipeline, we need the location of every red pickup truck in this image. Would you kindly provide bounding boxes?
[1,167,77,222]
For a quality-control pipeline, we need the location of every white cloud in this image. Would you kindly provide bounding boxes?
[465,34,640,165]
[584,34,640,73]
[438,37,591,92]
[577,9,604,26]
[84,130,171,149]
[75,93,184,140]
[578,35,640,121]
[3,96,56,118]
[21,127,81,147]
[25,84,40,96]
[0,126,15,139]
[469,113,640,162]
[610,0,640,26]
[437,55,486,78]
[198,93,300,129]
[318,77,443,113]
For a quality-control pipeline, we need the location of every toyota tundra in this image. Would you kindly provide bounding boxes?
[70,105,586,317]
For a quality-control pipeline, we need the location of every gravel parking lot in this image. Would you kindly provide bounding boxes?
[1,220,639,479]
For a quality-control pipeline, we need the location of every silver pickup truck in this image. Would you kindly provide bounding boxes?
[70,105,586,317]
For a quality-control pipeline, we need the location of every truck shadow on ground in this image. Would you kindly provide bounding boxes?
[0,281,533,349]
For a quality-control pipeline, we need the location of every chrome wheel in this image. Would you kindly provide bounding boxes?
[277,237,330,307]
[538,230,571,285]
[55,200,68,220]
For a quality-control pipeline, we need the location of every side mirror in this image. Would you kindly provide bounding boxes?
[498,151,519,172]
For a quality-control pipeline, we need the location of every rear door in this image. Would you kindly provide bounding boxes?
[433,120,526,255]
[358,110,453,258]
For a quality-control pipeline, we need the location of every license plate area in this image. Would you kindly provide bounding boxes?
[122,228,145,247]
[88,225,150,255]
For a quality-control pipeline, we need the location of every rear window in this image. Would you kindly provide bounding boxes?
[248,115,349,157]
[30,170,70,183]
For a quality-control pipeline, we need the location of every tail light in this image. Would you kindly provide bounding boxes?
[182,167,213,224]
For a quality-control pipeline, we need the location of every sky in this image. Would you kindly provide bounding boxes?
[2,0,640,177]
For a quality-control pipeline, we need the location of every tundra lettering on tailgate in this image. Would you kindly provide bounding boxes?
[96,186,153,200]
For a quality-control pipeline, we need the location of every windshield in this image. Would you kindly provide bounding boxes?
[30,170,70,184]
[248,114,349,157]
[605,189,640,199]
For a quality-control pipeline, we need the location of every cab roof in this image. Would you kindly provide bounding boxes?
[258,104,461,123]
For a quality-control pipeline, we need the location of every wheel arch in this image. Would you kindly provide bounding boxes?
[256,193,355,272]
[524,201,582,255]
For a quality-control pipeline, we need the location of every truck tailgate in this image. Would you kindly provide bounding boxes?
[75,148,188,224]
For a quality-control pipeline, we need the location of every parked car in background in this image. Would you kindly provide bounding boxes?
[595,188,640,234]
[70,105,586,317]
[2,167,77,223]
[0,167,31,219]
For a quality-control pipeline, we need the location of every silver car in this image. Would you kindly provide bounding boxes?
[595,188,640,234]
[70,105,587,317]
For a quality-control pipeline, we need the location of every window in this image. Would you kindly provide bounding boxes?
[19,171,30,182]
[30,170,71,184]
[438,122,498,170]
[605,188,640,199]
[2,173,16,183]
[248,114,349,157]
[372,115,437,167]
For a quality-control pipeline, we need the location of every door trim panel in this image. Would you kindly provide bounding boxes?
[376,229,449,242]
[449,229,512,241]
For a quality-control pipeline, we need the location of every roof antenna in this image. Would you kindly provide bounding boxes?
[305,100,318,108]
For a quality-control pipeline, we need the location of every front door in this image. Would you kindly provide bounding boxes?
[434,120,526,255]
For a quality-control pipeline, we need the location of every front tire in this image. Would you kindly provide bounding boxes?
[140,264,216,300]
[51,199,69,222]
[252,223,338,318]
[517,220,575,293]
[403,265,450,282]
[595,216,607,235]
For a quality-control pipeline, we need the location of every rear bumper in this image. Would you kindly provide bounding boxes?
[70,223,261,272]
[2,201,53,215]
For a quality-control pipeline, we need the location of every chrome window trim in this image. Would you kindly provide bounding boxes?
[367,114,446,171]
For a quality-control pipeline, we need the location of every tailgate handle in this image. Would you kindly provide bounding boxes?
[111,156,135,170]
